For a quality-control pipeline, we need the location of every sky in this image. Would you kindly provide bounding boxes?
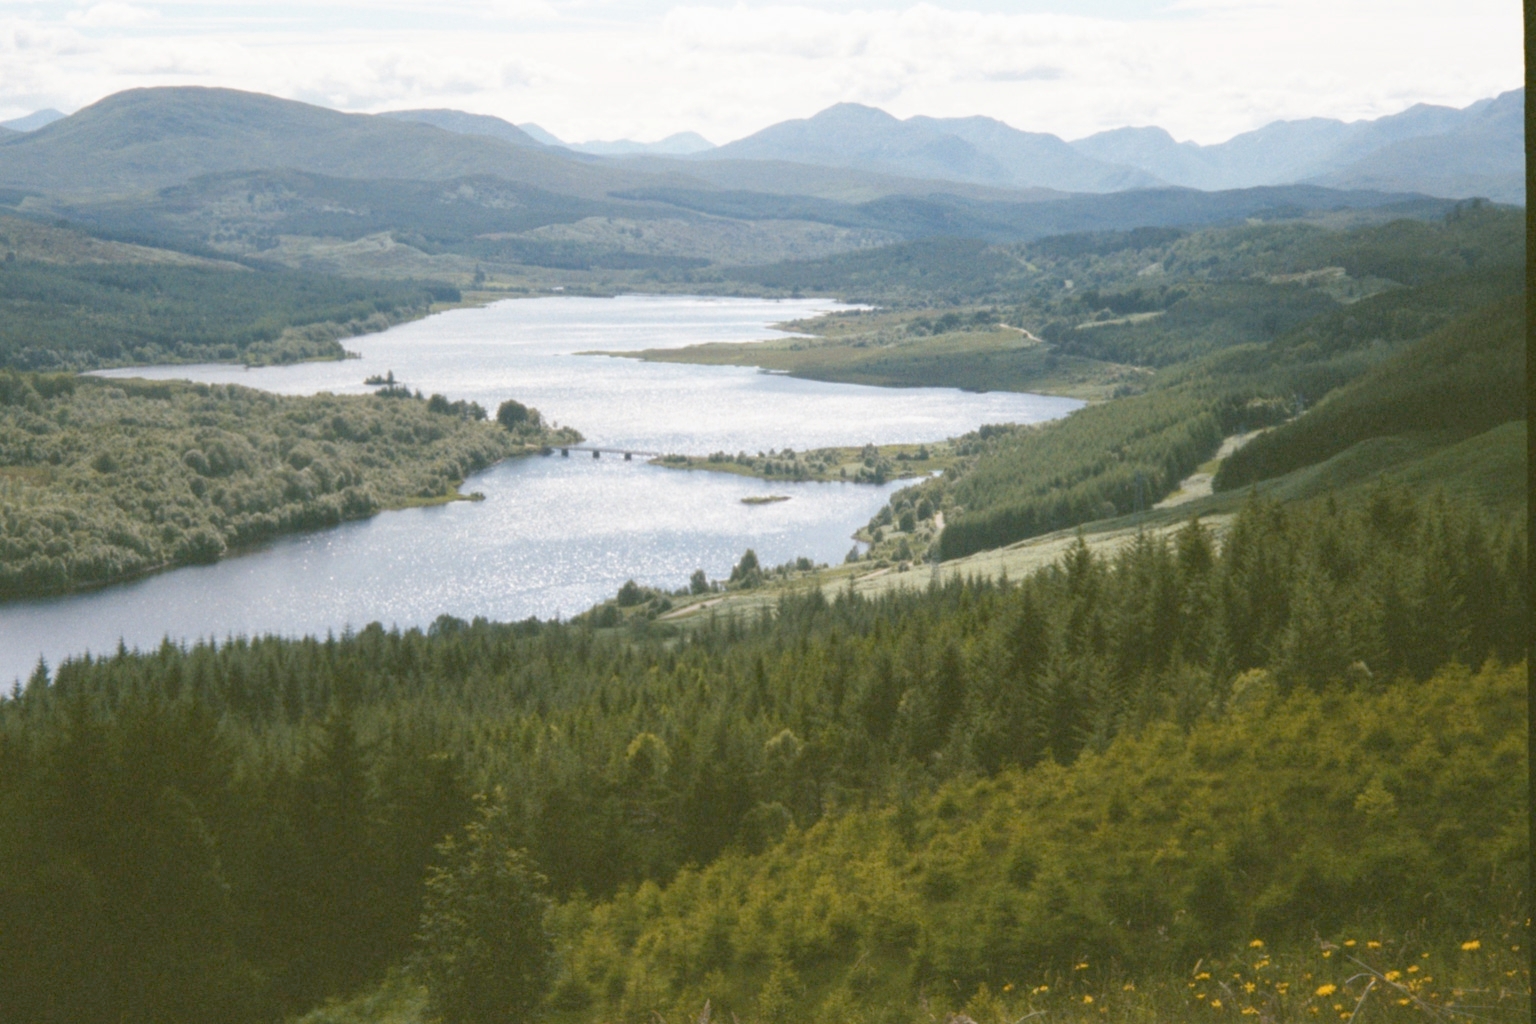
[0,1,1523,145]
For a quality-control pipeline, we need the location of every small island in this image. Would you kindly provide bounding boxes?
[740,494,790,505]
[651,440,960,484]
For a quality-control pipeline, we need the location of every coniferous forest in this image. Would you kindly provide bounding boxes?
[0,486,1525,1023]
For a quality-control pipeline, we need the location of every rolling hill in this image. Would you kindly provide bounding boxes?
[0,87,659,199]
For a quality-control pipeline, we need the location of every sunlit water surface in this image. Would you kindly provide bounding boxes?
[3,295,1082,682]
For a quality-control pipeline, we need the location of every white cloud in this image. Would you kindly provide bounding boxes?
[0,1,1520,143]
[68,3,160,28]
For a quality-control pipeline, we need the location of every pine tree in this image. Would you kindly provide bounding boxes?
[414,791,554,1024]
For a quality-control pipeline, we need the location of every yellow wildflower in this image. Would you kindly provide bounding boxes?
[1083,995,1094,1004]
[1003,984,1013,993]
[1210,999,1222,1009]
[1366,941,1382,949]
[1249,939,1265,949]
[1123,982,1135,992]
[1244,983,1256,993]
[1242,1008,1260,1016]
[1196,972,1212,980]
[1344,940,1356,947]
[1384,971,1401,982]
[1407,966,1419,974]
[1315,984,1338,997]
[1275,984,1290,994]
[1397,999,1411,1006]
[1461,940,1481,951]
[1322,950,1332,958]
[1196,992,1207,1000]
[1076,962,1090,971]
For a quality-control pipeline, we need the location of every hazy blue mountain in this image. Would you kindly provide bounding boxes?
[377,108,542,147]
[511,124,714,156]
[907,114,1159,191]
[702,103,1156,193]
[518,123,564,146]
[0,109,65,132]
[0,87,657,198]
[573,132,715,156]
[1313,90,1524,204]
[1071,90,1523,200]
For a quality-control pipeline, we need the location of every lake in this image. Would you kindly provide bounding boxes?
[2,295,1082,683]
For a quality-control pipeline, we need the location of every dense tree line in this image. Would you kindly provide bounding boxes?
[937,383,1229,559]
[0,485,1523,1022]
[0,257,457,370]
[0,372,577,596]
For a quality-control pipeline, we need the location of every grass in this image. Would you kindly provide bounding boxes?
[597,306,1147,401]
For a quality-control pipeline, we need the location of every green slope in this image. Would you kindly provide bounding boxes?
[1215,291,1526,489]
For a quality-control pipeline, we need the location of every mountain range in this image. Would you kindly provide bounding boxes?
[2,87,1519,204]
[0,85,1505,281]
[1072,89,1523,200]
[700,91,1522,203]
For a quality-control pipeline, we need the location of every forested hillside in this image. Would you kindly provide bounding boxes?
[922,204,1523,558]
[0,486,1525,1023]
[0,373,576,596]
[1213,293,1526,489]
[0,212,460,370]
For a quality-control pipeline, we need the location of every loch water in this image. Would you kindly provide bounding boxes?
[2,295,1082,683]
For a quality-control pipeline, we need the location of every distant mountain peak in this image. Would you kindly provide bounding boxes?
[0,109,66,132]
[811,102,901,126]
[517,123,564,147]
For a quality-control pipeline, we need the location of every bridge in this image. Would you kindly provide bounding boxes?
[547,445,662,461]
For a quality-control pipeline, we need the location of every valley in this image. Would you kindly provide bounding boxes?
[0,80,1525,1024]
